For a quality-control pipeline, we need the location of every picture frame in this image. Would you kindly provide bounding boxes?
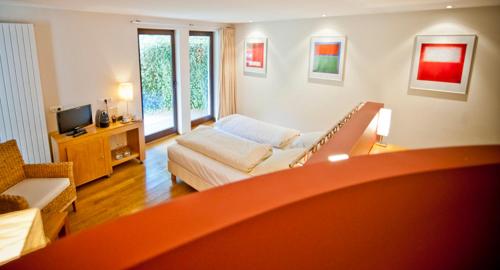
[309,36,346,81]
[244,37,267,75]
[409,35,476,94]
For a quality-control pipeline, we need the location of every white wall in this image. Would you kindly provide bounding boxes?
[0,4,226,133]
[235,7,500,148]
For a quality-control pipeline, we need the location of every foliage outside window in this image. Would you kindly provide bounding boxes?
[139,35,210,114]
[189,35,210,113]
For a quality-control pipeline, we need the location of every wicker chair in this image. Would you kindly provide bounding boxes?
[0,140,77,218]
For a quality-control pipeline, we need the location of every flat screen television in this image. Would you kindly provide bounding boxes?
[57,104,93,134]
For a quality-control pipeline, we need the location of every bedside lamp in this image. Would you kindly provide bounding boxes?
[376,108,392,145]
[118,82,133,123]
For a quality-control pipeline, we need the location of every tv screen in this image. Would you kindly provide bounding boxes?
[57,104,93,134]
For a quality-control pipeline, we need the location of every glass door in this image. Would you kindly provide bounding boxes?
[138,29,177,142]
[189,31,214,126]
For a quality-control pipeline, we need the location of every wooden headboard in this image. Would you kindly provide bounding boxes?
[290,101,383,167]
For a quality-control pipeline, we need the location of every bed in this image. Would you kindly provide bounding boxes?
[168,102,368,191]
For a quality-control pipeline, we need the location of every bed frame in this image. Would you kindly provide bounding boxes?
[170,101,385,191]
[168,160,213,191]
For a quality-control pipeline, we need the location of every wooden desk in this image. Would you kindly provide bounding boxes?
[50,121,145,186]
[370,143,407,155]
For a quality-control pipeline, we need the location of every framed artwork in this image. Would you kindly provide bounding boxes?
[309,36,346,81]
[409,35,476,94]
[244,37,267,74]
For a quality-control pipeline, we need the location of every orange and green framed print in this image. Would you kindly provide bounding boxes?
[309,36,346,81]
[409,35,476,94]
[244,37,267,75]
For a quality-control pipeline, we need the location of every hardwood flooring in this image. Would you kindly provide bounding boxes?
[67,134,196,233]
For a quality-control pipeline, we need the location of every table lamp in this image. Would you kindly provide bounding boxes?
[118,82,133,123]
[376,108,392,145]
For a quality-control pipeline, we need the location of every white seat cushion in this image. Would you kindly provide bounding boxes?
[1,178,70,209]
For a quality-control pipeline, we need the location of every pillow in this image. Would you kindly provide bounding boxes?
[176,125,272,173]
[251,148,306,176]
[215,114,300,149]
[288,132,325,149]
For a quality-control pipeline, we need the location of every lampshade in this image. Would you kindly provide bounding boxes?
[118,83,134,101]
[377,108,392,137]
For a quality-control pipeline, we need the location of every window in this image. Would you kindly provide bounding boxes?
[138,29,178,142]
[189,31,214,125]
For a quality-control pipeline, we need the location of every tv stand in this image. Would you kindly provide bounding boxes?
[49,121,145,186]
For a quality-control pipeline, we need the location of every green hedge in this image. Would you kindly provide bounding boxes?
[140,37,210,113]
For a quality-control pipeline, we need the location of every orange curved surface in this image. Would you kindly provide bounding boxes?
[308,101,383,164]
[2,145,500,269]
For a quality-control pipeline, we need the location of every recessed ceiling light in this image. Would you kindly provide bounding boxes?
[248,20,253,23]
[322,14,327,17]
[446,5,453,9]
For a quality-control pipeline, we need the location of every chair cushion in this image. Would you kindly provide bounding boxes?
[1,178,70,209]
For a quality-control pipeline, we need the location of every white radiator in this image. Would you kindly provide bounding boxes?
[0,23,51,163]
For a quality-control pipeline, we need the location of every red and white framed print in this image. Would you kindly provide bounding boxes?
[244,37,267,75]
[409,35,476,94]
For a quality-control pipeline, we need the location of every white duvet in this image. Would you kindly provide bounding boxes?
[215,114,300,149]
[168,143,306,186]
[176,126,273,173]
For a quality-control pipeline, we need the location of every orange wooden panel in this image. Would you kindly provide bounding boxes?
[3,145,500,269]
[307,101,383,164]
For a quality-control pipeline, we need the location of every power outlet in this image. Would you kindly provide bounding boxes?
[99,97,113,103]
[49,105,63,113]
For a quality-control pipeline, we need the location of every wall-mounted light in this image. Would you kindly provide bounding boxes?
[446,5,453,9]
[322,14,327,17]
[328,154,349,162]
[377,108,392,144]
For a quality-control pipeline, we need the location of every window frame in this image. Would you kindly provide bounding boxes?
[189,31,215,127]
[137,28,179,142]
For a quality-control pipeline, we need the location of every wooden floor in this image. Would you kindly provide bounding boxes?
[67,134,196,233]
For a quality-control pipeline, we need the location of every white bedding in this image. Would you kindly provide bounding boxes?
[168,116,318,190]
[176,126,272,173]
[286,132,325,149]
[168,143,307,188]
[215,114,300,149]
[168,143,249,186]
[250,147,306,176]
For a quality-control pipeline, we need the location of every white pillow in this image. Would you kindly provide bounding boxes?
[215,114,300,149]
[251,148,306,176]
[288,132,324,149]
[176,125,272,173]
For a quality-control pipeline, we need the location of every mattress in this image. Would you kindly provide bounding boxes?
[168,143,250,186]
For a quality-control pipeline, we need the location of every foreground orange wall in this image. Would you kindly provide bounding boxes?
[3,145,499,269]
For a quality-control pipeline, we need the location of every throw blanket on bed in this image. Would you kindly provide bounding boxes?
[176,126,273,173]
[215,114,300,149]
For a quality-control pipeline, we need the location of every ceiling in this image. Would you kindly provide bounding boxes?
[1,0,499,23]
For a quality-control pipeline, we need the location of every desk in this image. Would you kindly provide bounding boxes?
[50,121,145,186]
